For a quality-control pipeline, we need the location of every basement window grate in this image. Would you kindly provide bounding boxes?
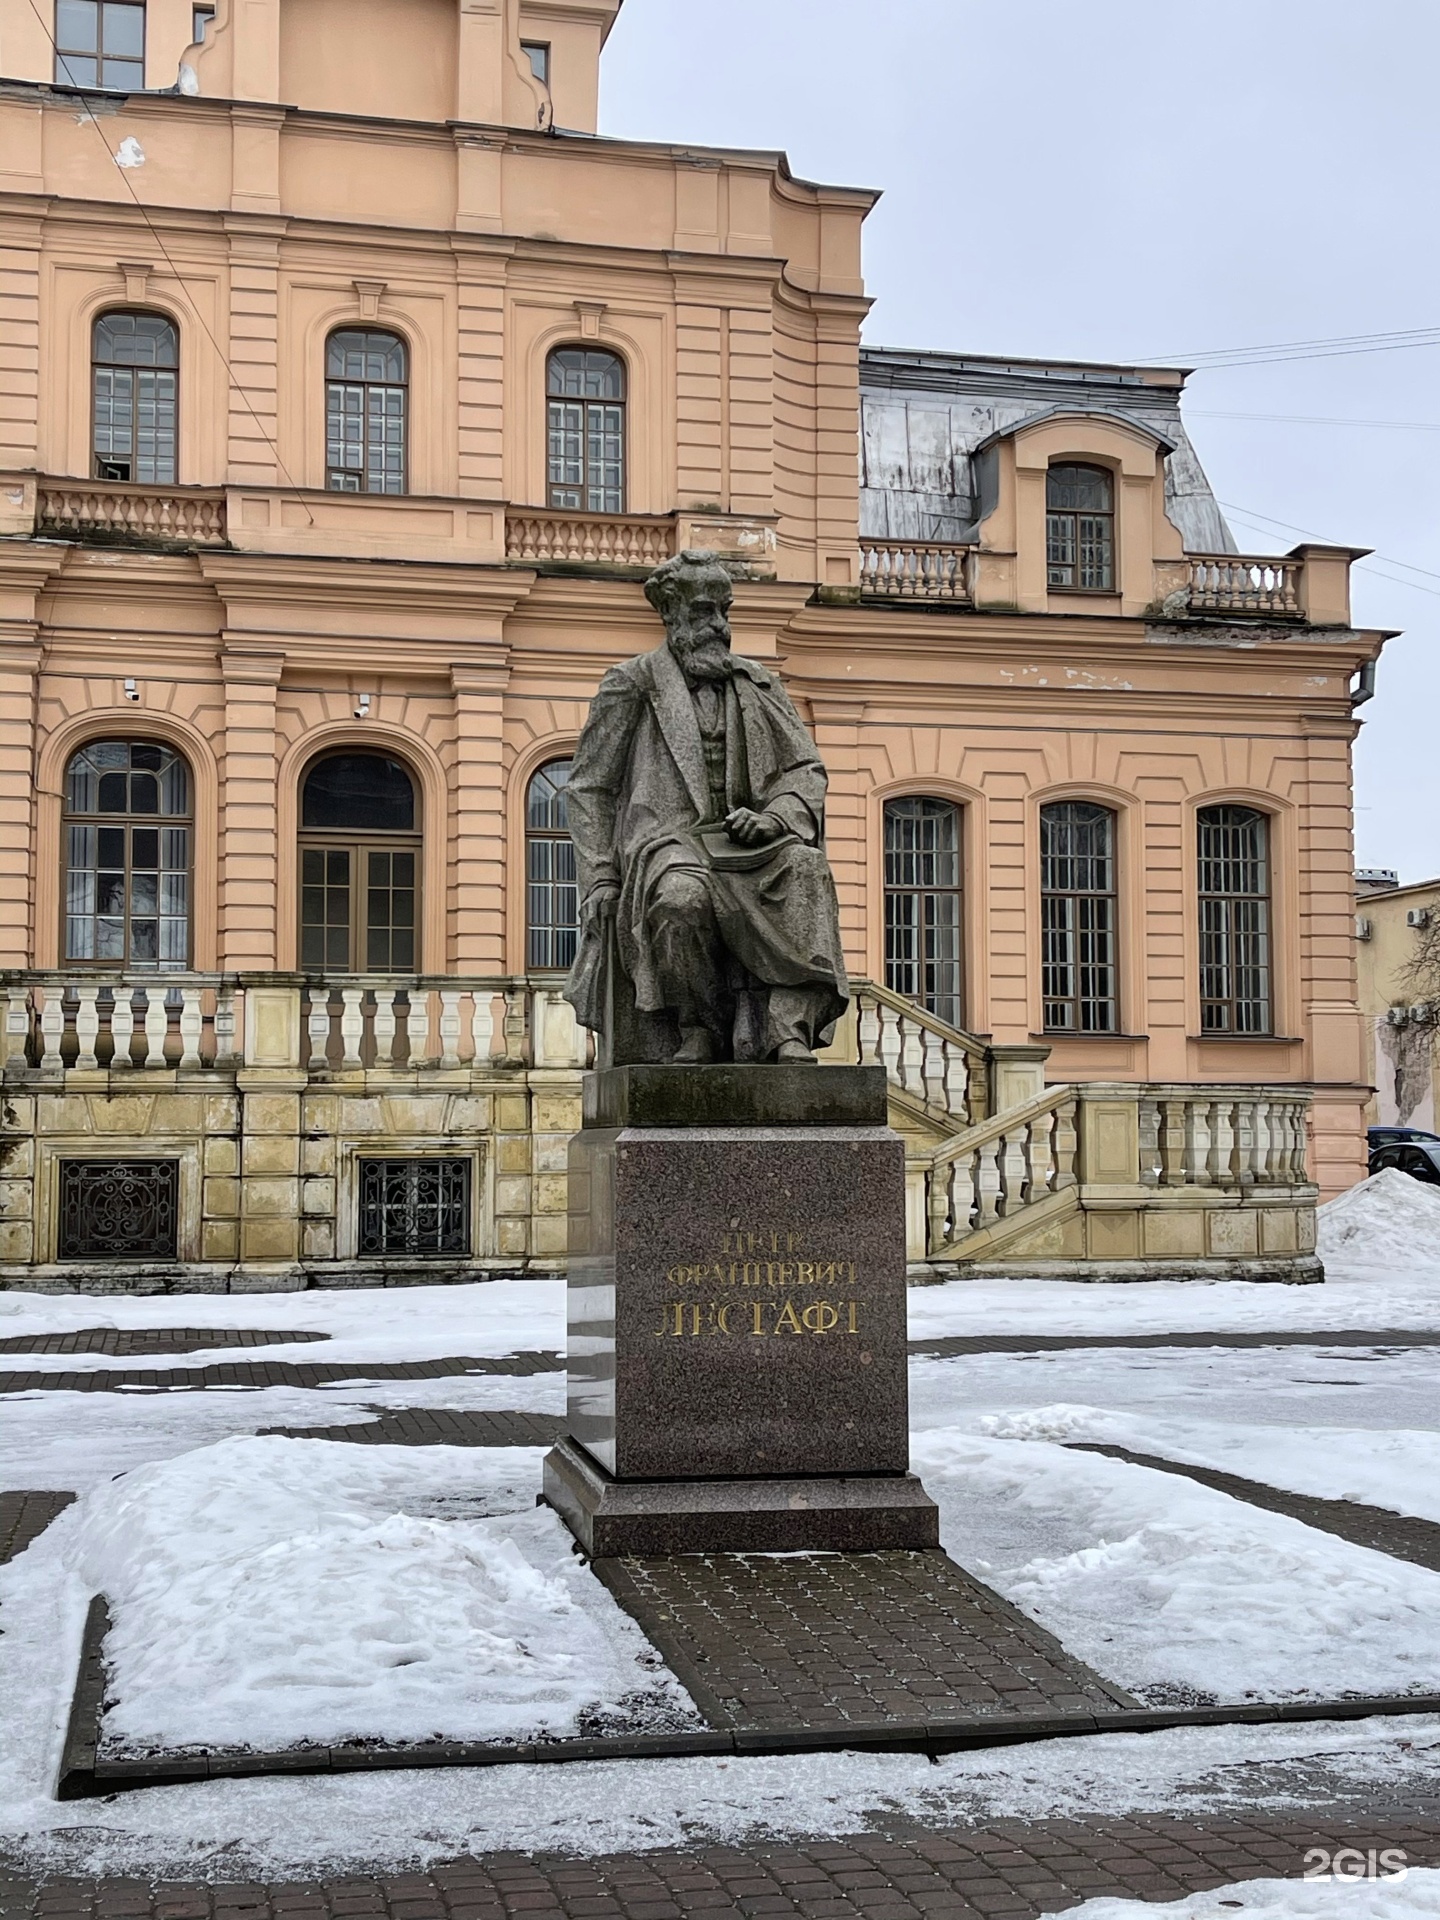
[59,1159,178,1260]
[357,1158,472,1258]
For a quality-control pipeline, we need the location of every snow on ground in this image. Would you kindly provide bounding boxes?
[1319,1168,1440,1271]
[0,1279,565,1370]
[914,1429,1440,1703]
[0,1372,564,1491]
[1064,1870,1438,1920]
[47,1436,697,1753]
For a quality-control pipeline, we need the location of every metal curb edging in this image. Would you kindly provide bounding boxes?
[54,1594,1440,1800]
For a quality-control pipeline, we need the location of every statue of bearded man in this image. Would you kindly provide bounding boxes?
[563,550,850,1066]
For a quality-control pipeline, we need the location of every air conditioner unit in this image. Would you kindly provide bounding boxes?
[1356,915,1373,941]
[1387,1007,1408,1027]
[1408,907,1432,929]
[1412,1005,1434,1025]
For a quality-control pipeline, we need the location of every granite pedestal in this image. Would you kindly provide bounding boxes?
[542,1064,938,1555]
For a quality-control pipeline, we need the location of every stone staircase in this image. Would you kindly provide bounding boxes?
[830,984,1320,1281]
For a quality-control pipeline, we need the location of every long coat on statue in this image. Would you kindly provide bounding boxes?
[563,641,849,1059]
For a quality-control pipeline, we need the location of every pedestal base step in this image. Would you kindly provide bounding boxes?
[542,1438,939,1556]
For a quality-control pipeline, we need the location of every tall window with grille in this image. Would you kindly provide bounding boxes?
[326,329,407,494]
[1046,463,1115,591]
[884,798,963,1029]
[1197,805,1273,1034]
[527,760,579,971]
[299,753,420,973]
[547,349,625,512]
[1041,801,1118,1033]
[92,312,177,484]
[56,0,146,88]
[64,740,191,967]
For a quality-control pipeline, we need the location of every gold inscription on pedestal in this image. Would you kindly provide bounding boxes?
[654,1228,869,1339]
[653,1296,862,1338]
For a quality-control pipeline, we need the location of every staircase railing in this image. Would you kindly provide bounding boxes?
[923,1084,1078,1255]
[846,980,989,1129]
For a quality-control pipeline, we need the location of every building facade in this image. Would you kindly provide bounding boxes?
[1355,870,1440,1138]
[0,0,1385,1290]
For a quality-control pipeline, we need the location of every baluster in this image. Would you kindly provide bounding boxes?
[74,983,101,1071]
[178,987,204,1070]
[214,983,238,1066]
[942,1041,969,1125]
[372,987,398,1068]
[2,987,31,1071]
[469,988,497,1070]
[1292,1102,1311,1183]
[142,987,169,1068]
[1249,1097,1271,1184]
[1208,1098,1236,1189]
[877,1003,904,1090]
[927,1161,950,1254]
[439,989,462,1069]
[307,988,332,1073]
[856,992,881,1068]
[898,1011,924,1098]
[501,986,529,1067]
[38,988,65,1072]
[1158,1096,1187,1187]
[1138,1094,1161,1189]
[110,986,136,1069]
[1187,1097,1212,1187]
[1233,1097,1257,1189]
[975,1137,1003,1228]
[1053,1094,1078,1191]
[999,1123,1029,1212]
[339,988,365,1071]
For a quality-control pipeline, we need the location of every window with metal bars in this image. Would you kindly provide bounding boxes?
[58,1159,178,1260]
[63,740,191,967]
[299,753,420,973]
[357,1158,471,1257]
[884,797,963,1029]
[1046,463,1115,591]
[56,0,145,89]
[526,760,579,971]
[326,329,407,494]
[92,312,177,484]
[547,348,625,513]
[1197,805,1273,1034]
[1041,801,1118,1033]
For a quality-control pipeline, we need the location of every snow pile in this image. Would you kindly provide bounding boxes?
[65,1436,697,1753]
[1064,1869,1440,1919]
[914,1428,1440,1702]
[1318,1167,1440,1268]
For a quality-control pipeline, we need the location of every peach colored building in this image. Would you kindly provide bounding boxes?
[0,0,1385,1290]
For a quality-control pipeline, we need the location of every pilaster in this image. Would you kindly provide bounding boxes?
[219,647,284,968]
[224,215,285,483]
[451,654,513,970]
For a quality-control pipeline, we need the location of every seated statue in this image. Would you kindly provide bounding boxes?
[564,550,849,1065]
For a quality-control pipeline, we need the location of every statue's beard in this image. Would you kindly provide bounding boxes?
[676,639,734,684]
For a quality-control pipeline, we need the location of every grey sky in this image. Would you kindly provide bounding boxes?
[599,0,1440,882]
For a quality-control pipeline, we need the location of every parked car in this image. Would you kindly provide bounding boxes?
[1368,1126,1440,1183]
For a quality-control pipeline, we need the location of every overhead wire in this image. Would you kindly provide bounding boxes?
[26,0,313,523]
[1216,501,1440,605]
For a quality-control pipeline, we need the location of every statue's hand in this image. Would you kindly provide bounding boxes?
[581,881,620,932]
[724,807,785,847]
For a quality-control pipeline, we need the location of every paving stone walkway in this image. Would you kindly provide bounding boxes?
[0,1354,564,1394]
[594,1550,1138,1732]
[0,1491,74,1564]
[0,1331,328,1358]
[911,1329,1440,1357]
[1069,1442,1440,1574]
[264,1410,566,1449]
[4,1817,1440,1920]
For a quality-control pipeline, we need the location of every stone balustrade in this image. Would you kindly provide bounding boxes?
[36,481,228,547]
[1185,555,1302,618]
[505,509,677,569]
[859,541,973,601]
[842,980,988,1129]
[924,1085,1079,1254]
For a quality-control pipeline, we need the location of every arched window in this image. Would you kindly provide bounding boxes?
[299,752,420,973]
[884,798,963,1029]
[527,760,579,971]
[326,329,408,495]
[547,348,625,513]
[92,312,177,485]
[64,740,191,966]
[56,0,146,90]
[1046,463,1114,591]
[1197,805,1272,1034]
[1041,801,1118,1033]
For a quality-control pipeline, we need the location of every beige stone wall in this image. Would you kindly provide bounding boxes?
[1357,880,1440,1132]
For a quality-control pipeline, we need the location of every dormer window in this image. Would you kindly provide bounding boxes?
[521,40,550,85]
[1047,463,1115,592]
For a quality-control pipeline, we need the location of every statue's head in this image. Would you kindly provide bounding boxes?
[645,550,735,684]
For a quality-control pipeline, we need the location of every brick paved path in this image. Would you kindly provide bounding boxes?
[911,1329,1440,1357]
[1070,1442,1440,1573]
[3,1817,1440,1920]
[0,1491,74,1564]
[264,1410,566,1448]
[595,1551,1137,1731]
[0,1331,328,1358]
[0,1354,563,1394]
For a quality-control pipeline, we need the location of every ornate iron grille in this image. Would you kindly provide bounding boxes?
[58,1159,179,1260]
[358,1158,472,1258]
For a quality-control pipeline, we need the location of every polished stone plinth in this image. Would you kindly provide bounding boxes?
[546,1064,934,1554]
